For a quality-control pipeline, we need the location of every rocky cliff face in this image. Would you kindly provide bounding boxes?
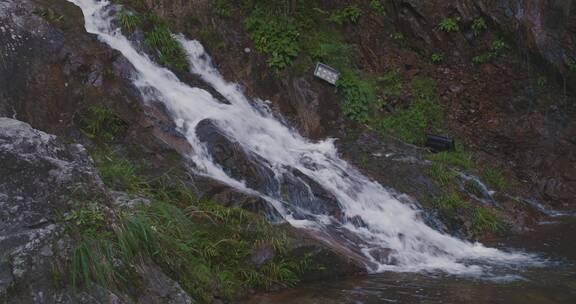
[391,0,576,89]
[0,118,196,303]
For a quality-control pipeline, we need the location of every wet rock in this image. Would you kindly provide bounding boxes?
[196,119,278,194]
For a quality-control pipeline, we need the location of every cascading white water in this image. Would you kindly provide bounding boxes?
[69,0,539,275]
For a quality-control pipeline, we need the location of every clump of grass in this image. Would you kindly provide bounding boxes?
[482,166,508,191]
[426,145,474,170]
[144,25,188,71]
[91,151,148,194]
[245,7,300,69]
[118,11,142,32]
[438,18,459,32]
[376,77,442,144]
[434,192,468,213]
[428,163,457,186]
[329,5,362,25]
[81,106,128,143]
[472,207,505,235]
[336,70,377,124]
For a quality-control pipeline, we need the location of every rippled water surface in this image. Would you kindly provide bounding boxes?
[247,218,576,304]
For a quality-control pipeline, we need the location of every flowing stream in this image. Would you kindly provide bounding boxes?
[69,0,540,276]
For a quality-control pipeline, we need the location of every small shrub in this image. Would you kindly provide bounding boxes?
[329,5,362,25]
[438,18,459,32]
[471,17,487,36]
[390,32,405,41]
[431,53,444,64]
[245,8,300,69]
[490,38,509,54]
[482,166,508,191]
[145,25,188,71]
[336,71,376,123]
[434,192,467,213]
[472,207,505,235]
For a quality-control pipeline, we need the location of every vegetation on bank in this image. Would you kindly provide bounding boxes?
[64,149,319,302]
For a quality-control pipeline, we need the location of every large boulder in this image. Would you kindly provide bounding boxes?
[0,118,195,303]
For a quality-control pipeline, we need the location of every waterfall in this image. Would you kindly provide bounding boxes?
[68,0,538,275]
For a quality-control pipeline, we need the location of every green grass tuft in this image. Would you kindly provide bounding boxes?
[472,207,505,235]
[118,11,141,32]
[427,163,457,186]
[81,106,128,143]
[144,25,188,71]
[482,166,508,191]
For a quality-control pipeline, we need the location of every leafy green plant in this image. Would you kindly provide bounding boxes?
[81,106,128,142]
[336,71,376,123]
[438,18,459,32]
[65,203,107,237]
[329,5,362,25]
[482,166,508,191]
[145,25,188,71]
[431,53,445,64]
[245,8,300,69]
[118,11,141,32]
[472,207,505,235]
[370,0,386,15]
[471,17,487,36]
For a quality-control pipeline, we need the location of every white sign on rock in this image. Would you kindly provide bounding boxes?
[314,63,340,85]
